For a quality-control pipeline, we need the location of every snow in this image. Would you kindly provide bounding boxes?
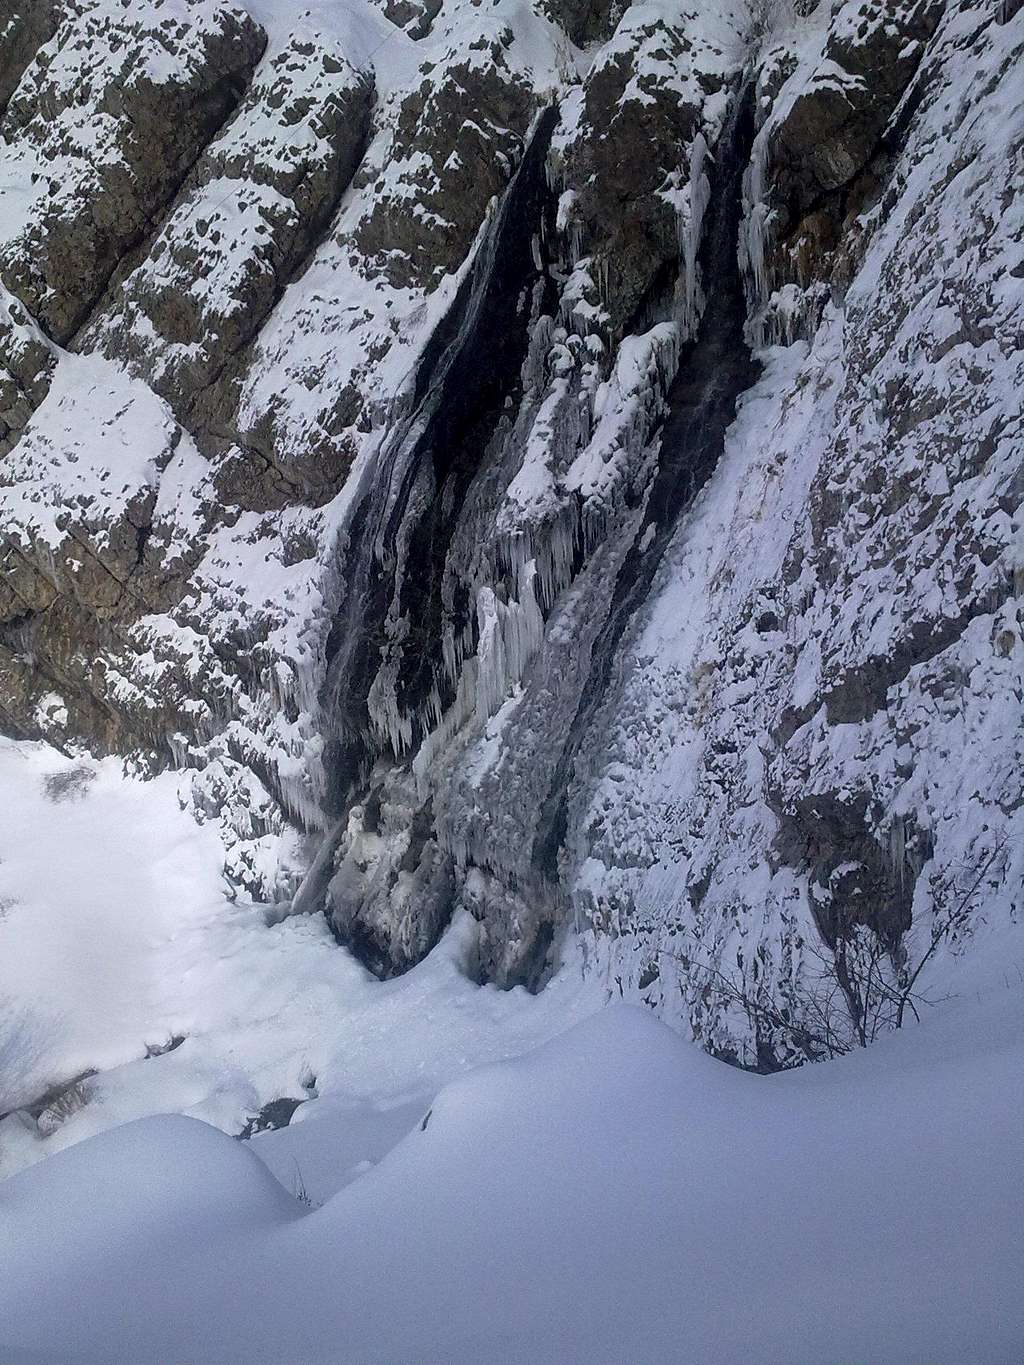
[0,735,1019,1361]
[583,0,744,116]
[1,987,1021,1363]
[564,0,1024,1058]
[233,0,575,469]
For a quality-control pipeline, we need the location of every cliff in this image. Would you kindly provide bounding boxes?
[1,0,1021,1066]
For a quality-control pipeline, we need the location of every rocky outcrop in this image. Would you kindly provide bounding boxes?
[554,2,739,335]
[0,0,1020,1066]
[0,286,54,457]
[0,0,265,344]
[539,0,624,47]
[233,4,557,499]
[84,28,374,455]
[744,0,944,344]
[0,3,60,116]
[352,47,535,292]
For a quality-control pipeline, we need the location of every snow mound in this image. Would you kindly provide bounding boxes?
[2,998,1021,1363]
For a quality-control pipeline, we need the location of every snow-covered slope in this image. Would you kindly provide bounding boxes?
[0,0,1021,1070]
[1,997,1021,1363]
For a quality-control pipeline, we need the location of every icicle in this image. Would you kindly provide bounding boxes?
[740,127,775,336]
[168,732,190,769]
[411,656,478,798]
[681,132,712,340]
[473,559,546,727]
[889,815,908,891]
[441,625,461,688]
[366,665,414,757]
[289,814,348,918]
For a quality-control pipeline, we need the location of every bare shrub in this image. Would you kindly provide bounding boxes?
[664,839,1008,1065]
[291,1160,319,1210]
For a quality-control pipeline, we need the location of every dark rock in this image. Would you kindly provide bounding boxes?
[237,1095,306,1139]
[0,1,60,117]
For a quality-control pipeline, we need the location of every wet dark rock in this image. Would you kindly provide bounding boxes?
[380,0,442,40]
[539,0,626,46]
[753,0,944,322]
[237,1095,306,1139]
[535,83,759,887]
[0,291,55,456]
[0,1069,97,1136]
[772,792,931,948]
[558,12,729,336]
[144,1034,186,1059]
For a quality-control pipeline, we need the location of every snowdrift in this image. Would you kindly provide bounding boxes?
[2,999,1021,1363]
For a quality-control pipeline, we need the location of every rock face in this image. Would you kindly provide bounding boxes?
[84,28,374,442]
[0,1,265,342]
[0,0,1021,1066]
[0,285,54,458]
